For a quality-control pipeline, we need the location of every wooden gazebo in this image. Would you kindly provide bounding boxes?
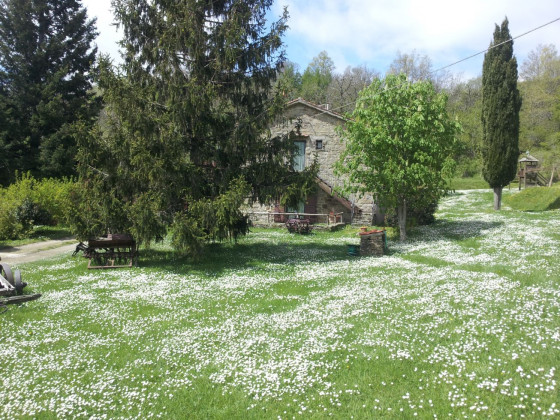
[518,153,546,189]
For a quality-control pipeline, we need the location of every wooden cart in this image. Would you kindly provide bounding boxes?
[0,261,41,311]
[75,234,138,269]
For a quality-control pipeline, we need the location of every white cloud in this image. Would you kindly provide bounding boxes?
[81,0,560,78]
[82,0,122,61]
[275,0,560,77]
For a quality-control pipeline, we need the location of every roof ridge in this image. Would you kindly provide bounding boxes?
[285,97,346,120]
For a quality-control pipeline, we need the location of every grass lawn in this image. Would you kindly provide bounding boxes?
[449,175,521,191]
[449,175,490,190]
[505,186,560,211]
[2,190,559,419]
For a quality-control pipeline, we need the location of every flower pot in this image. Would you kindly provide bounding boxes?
[347,244,360,256]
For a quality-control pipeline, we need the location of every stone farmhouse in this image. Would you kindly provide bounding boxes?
[246,98,382,226]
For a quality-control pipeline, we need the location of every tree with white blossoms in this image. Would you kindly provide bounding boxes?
[336,74,461,241]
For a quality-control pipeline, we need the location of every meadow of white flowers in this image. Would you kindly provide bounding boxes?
[1,190,559,418]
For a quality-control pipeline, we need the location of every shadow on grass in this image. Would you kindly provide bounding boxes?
[139,220,504,273]
[0,244,18,252]
[387,219,504,255]
[387,219,504,256]
[139,239,357,276]
[428,219,503,240]
[83,218,505,274]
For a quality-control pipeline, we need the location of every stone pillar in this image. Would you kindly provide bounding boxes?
[359,231,386,256]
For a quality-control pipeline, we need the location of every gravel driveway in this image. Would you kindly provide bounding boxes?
[0,238,78,265]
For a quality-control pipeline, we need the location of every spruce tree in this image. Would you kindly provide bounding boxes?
[73,0,316,254]
[481,18,522,209]
[0,0,99,182]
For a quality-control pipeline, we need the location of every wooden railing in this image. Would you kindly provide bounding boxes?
[247,212,344,225]
[536,172,548,186]
[518,167,547,188]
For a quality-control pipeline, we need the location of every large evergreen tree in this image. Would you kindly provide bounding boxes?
[481,18,522,209]
[73,0,316,254]
[0,0,99,183]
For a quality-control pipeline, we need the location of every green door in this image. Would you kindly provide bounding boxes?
[293,141,306,172]
[287,200,305,217]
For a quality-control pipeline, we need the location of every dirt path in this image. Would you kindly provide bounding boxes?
[0,238,78,265]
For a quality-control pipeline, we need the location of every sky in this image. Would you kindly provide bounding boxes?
[83,0,560,80]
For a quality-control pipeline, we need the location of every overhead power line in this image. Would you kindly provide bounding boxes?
[432,16,560,74]
[329,16,560,115]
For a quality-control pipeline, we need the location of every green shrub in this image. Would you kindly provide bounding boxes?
[32,177,74,224]
[0,203,25,240]
[384,194,439,229]
[455,156,482,178]
[15,197,43,231]
[0,173,76,240]
[0,174,33,239]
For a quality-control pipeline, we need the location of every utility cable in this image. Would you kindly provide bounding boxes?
[432,16,560,74]
[325,16,560,116]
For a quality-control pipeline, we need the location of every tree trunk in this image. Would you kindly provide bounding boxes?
[397,199,407,241]
[493,187,502,210]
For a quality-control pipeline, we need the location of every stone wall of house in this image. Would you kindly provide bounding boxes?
[271,103,347,191]
[245,197,377,226]
[245,189,378,226]
[245,100,384,226]
[245,200,277,226]
[313,188,349,223]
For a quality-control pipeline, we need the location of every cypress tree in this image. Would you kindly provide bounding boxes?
[481,18,522,210]
[0,0,99,182]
